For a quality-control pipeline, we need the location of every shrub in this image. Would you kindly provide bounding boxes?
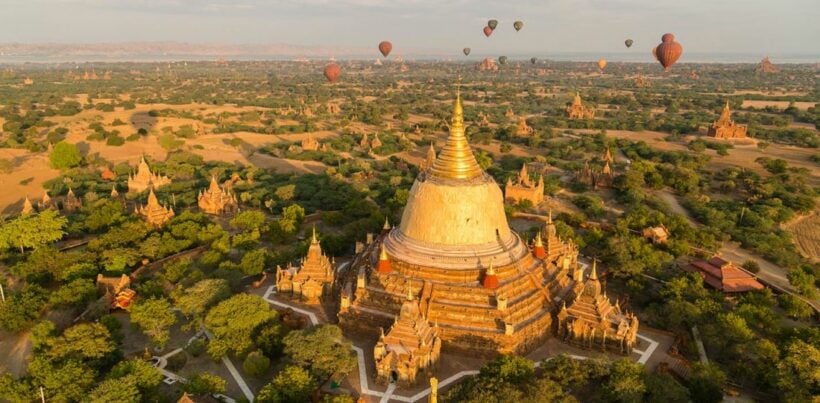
[242,350,271,377]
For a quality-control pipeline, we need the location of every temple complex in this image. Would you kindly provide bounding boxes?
[476,58,498,72]
[566,93,595,119]
[136,189,175,227]
[504,164,544,205]
[708,102,747,139]
[338,92,634,358]
[128,157,171,193]
[515,117,535,137]
[577,160,615,189]
[373,286,442,386]
[63,188,82,212]
[276,229,335,304]
[557,261,639,354]
[756,56,779,74]
[197,176,238,215]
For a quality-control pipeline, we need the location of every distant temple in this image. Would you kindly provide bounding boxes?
[136,189,175,227]
[476,58,499,72]
[685,256,764,293]
[557,261,640,354]
[96,274,136,310]
[275,228,335,304]
[197,176,238,215]
[21,197,34,215]
[505,164,544,205]
[756,56,779,74]
[505,107,515,119]
[373,286,442,386]
[63,188,83,213]
[420,143,437,171]
[326,103,341,115]
[515,117,535,137]
[708,102,747,139]
[301,133,320,151]
[370,133,383,149]
[128,157,171,193]
[477,112,490,127]
[23,77,33,85]
[576,148,615,188]
[38,191,55,211]
[566,93,595,119]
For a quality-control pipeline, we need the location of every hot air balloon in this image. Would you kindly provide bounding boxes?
[323,63,341,83]
[655,33,683,71]
[625,39,633,48]
[498,56,508,65]
[463,47,471,56]
[378,41,392,58]
[483,26,493,37]
[530,57,537,64]
[514,21,524,31]
[488,19,498,30]
[597,58,607,71]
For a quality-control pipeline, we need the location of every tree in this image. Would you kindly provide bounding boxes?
[204,294,276,358]
[230,210,268,232]
[776,340,820,402]
[183,372,226,395]
[687,362,726,403]
[239,248,268,275]
[130,298,177,349]
[0,210,67,253]
[108,359,163,391]
[49,142,82,169]
[242,350,271,377]
[254,320,288,358]
[48,278,97,308]
[257,365,316,403]
[47,322,117,364]
[644,372,689,403]
[0,285,47,331]
[174,279,230,324]
[28,357,96,402]
[88,377,140,403]
[602,359,646,403]
[275,184,296,201]
[541,354,587,388]
[283,325,356,379]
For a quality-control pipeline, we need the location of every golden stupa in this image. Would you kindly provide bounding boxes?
[338,91,607,358]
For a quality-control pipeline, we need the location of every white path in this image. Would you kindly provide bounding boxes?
[262,285,661,403]
[202,329,255,402]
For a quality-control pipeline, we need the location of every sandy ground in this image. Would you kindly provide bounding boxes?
[0,149,60,215]
[0,331,32,377]
[741,100,816,111]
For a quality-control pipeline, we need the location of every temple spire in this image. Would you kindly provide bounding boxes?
[428,88,483,180]
[312,226,318,243]
[590,259,598,281]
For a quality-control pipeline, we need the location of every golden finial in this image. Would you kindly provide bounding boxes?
[428,86,483,180]
[379,243,389,261]
[312,226,318,243]
[534,231,543,247]
[406,280,413,301]
[590,259,598,280]
[486,262,496,275]
[383,216,391,230]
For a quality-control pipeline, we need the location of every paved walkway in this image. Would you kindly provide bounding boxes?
[262,285,661,403]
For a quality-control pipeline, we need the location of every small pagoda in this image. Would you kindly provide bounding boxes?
[708,102,747,139]
[374,286,442,386]
[63,188,83,213]
[20,197,34,215]
[128,157,171,193]
[301,133,320,151]
[197,176,238,215]
[566,92,595,119]
[557,261,640,354]
[275,228,335,304]
[515,117,535,137]
[504,164,544,205]
[136,189,175,227]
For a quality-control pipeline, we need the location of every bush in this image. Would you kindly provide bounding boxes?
[184,372,226,396]
[242,350,271,377]
[185,338,207,357]
[49,142,82,169]
[165,351,188,371]
[741,260,760,274]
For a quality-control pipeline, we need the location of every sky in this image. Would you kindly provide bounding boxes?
[1,0,819,58]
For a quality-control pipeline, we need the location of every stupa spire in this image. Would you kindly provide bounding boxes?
[428,89,483,180]
[590,259,598,281]
[312,226,318,243]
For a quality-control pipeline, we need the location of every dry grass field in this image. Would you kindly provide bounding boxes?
[783,212,820,263]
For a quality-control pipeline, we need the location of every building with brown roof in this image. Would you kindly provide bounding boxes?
[276,228,335,304]
[373,286,442,386]
[685,256,764,293]
[505,164,544,205]
[708,102,747,139]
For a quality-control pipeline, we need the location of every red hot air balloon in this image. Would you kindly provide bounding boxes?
[655,33,683,71]
[378,41,392,58]
[483,26,493,37]
[324,63,341,83]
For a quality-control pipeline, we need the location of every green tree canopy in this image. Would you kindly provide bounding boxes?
[49,141,82,169]
[283,325,356,380]
[0,210,67,253]
[204,294,276,358]
[130,297,177,349]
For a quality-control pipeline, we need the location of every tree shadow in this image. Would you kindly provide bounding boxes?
[130,111,157,135]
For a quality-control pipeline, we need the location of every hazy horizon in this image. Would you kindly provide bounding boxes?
[2,0,819,62]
